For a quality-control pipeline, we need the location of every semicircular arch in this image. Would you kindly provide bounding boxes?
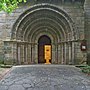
[11,3,76,42]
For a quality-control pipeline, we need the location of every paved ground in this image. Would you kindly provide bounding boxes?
[0,65,90,90]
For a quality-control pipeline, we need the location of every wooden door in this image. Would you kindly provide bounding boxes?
[38,35,51,63]
[38,45,45,63]
[44,45,51,60]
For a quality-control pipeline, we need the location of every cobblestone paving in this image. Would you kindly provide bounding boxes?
[0,65,90,90]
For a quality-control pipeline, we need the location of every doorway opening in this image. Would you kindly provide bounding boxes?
[38,35,51,63]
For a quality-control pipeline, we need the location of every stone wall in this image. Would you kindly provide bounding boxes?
[0,1,85,40]
[0,0,86,64]
[84,0,90,65]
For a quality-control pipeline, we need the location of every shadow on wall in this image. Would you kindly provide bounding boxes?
[87,53,90,65]
[0,53,4,64]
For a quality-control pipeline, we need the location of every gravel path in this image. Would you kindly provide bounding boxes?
[0,65,90,90]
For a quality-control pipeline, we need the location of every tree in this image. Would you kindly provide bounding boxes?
[0,0,27,13]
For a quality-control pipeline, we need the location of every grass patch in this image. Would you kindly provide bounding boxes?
[0,64,12,68]
[81,66,90,74]
[76,65,90,74]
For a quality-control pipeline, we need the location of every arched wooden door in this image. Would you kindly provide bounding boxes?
[38,35,51,63]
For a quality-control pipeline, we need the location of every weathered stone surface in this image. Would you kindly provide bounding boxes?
[8,85,25,90]
[0,86,8,90]
[84,0,90,65]
[0,0,89,65]
[0,65,90,90]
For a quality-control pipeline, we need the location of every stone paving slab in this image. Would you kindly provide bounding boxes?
[0,65,90,90]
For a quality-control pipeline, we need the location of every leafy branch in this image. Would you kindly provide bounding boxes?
[0,0,27,13]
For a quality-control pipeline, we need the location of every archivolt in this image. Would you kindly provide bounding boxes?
[11,3,75,42]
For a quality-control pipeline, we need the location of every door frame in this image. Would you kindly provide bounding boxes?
[38,35,52,63]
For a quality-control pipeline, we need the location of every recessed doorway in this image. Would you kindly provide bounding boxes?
[38,35,51,63]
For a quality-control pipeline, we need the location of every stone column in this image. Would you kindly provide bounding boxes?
[64,43,67,64]
[26,44,28,63]
[22,44,24,63]
[20,44,24,64]
[66,42,69,64]
[57,44,61,64]
[30,44,33,63]
[72,42,75,64]
[55,44,58,63]
[24,44,28,64]
[52,44,55,64]
[31,44,35,63]
[32,44,34,63]
[34,44,38,64]
[68,42,72,64]
[61,43,64,64]
[27,44,31,64]
[26,44,28,64]
[17,44,21,64]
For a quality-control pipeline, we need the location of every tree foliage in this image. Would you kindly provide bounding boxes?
[0,0,27,13]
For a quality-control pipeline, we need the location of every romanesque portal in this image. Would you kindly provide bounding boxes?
[4,3,86,65]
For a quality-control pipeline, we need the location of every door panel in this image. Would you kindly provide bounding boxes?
[44,45,51,60]
[38,45,45,63]
[38,35,51,63]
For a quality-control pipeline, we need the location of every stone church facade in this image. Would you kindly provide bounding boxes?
[0,0,90,65]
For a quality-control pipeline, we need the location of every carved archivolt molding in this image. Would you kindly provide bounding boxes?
[11,3,76,42]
